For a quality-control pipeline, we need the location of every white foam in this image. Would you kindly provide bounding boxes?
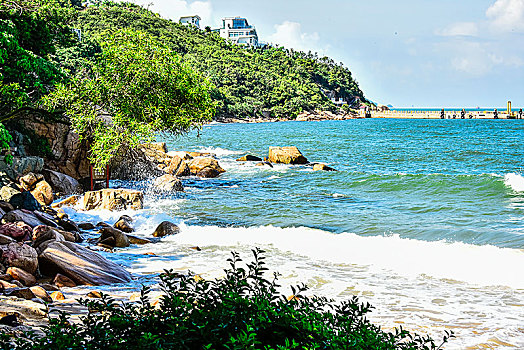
[162,224,524,289]
[504,173,524,192]
[196,146,244,156]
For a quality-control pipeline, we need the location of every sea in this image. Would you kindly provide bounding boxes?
[63,119,524,349]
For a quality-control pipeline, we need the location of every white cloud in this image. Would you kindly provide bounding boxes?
[122,0,213,26]
[486,0,524,32]
[436,22,478,37]
[267,21,321,52]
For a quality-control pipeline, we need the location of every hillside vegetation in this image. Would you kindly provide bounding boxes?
[71,2,366,119]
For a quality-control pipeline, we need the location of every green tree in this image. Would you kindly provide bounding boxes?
[44,29,216,168]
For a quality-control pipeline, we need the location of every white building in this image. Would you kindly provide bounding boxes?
[215,17,259,47]
[325,90,348,106]
[179,15,201,29]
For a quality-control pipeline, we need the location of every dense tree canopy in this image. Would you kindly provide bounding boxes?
[73,2,367,119]
[44,29,216,167]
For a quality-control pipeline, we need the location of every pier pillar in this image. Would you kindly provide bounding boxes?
[507,101,512,116]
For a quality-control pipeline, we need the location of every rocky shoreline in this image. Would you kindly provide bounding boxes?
[213,110,359,124]
[0,142,335,332]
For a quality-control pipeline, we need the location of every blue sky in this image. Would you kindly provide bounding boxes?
[124,0,524,108]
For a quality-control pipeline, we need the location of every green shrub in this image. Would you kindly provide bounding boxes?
[0,249,454,349]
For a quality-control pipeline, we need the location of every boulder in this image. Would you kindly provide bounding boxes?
[166,151,193,160]
[0,201,14,213]
[78,222,95,230]
[39,241,132,285]
[268,147,308,164]
[6,267,36,286]
[51,195,80,209]
[312,163,337,171]
[30,180,53,206]
[50,291,65,301]
[42,169,82,195]
[196,168,221,178]
[164,156,191,177]
[0,185,21,202]
[0,156,44,181]
[0,222,32,241]
[19,173,43,191]
[153,174,184,192]
[109,146,163,181]
[188,151,215,158]
[0,234,15,245]
[0,243,38,274]
[127,235,152,245]
[236,155,262,162]
[152,221,180,238]
[114,215,134,233]
[141,142,167,154]
[2,209,55,229]
[255,162,274,168]
[0,280,18,289]
[53,273,76,288]
[188,158,225,178]
[97,226,130,248]
[82,189,143,211]
[29,286,52,302]
[3,287,36,300]
[8,192,41,211]
[32,225,66,251]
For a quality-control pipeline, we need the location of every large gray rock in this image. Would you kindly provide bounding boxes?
[0,243,38,274]
[97,226,130,248]
[109,146,163,181]
[152,221,180,238]
[114,215,134,233]
[2,210,51,228]
[42,169,82,195]
[38,241,132,285]
[0,156,44,180]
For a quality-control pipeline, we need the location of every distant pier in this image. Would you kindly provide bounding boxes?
[363,110,522,119]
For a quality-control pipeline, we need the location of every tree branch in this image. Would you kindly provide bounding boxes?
[0,107,70,125]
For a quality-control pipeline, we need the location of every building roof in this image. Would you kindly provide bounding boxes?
[180,15,201,20]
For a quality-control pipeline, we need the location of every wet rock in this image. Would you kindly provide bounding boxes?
[164,156,191,177]
[8,191,41,212]
[98,226,130,248]
[109,146,163,181]
[188,157,225,178]
[32,226,66,251]
[2,209,48,228]
[312,163,337,171]
[42,169,82,195]
[0,273,12,281]
[50,291,65,301]
[255,161,273,168]
[57,217,79,232]
[0,314,19,327]
[0,222,32,241]
[196,168,221,178]
[0,243,38,274]
[29,286,52,302]
[51,195,80,209]
[39,241,132,285]
[87,290,102,298]
[83,189,143,211]
[114,215,134,233]
[30,180,53,206]
[268,146,308,164]
[19,173,43,191]
[78,222,95,230]
[53,273,76,288]
[152,221,180,238]
[6,267,36,286]
[0,280,18,289]
[127,235,152,245]
[166,151,193,160]
[4,287,36,300]
[39,283,59,292]
[0,185,20,203]
[236,155,262,162]
[188,151,215,158]
[0,201,14,213]
[153,174,184,192]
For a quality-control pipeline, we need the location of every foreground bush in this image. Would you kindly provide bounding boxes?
[0,249,453,349]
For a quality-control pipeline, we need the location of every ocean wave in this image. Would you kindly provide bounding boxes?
[504,173,524,192]
[195,146,244,156]
[150,224,524,289]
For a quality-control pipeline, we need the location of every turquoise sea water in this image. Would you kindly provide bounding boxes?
[67,119,524,349]
[167,119,524,249]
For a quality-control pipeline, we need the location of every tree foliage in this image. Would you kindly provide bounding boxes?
[73,2,366,119]
[0,249,453,349]
[44,29,216,167]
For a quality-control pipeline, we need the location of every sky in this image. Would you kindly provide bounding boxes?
[121,0,524,108]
